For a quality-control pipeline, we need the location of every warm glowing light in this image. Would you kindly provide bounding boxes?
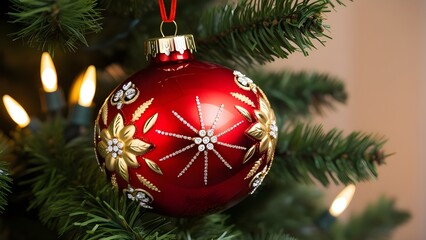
[2,95,30,128]
[69,72,84,105]
[78,65,96,107]
[329,185,356,217]
[40,52,58,92]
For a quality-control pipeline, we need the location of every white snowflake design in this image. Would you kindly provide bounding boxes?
[110,81,139,109]
[156,96,247,185]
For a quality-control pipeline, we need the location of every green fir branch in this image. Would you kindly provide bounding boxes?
[9,0,103,53]
[0,162,11,213]
[339,197,410,240]
[253,70,347,125]
[16,120,173,239]
[272,122,387,186]
[196,0,330,67]
[54,188,173,240]
[0,134,13,213]
[172,214,241,240]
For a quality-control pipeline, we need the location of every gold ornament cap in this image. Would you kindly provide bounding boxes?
[144,34,196,58]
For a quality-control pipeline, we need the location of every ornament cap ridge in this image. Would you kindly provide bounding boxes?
[144,34,196,59]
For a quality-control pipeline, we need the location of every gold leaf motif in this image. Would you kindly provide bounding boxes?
[137,173,161,192]
[145,158,163,175]
[102,103,108,125]
[230,92,255,108]
[132,98,154,122]
[143,113,158,134]
[235,105,252,122]
[245,158,263,180]
[243,145,256,164]
[247,122,264,140]
[118,158,129,182]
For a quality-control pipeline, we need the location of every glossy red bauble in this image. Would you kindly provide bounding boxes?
[94,42,278,217]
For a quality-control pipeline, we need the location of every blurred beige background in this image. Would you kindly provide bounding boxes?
[265,0,425,239]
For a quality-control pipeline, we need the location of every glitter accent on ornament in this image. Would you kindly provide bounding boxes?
[230,92,255,108]
[97,113,152,181]
[110,81,140,110]
[143,113,159,134]
[247,91,278,164]
[124,186,153,209]
[136,173,161,192]
[233,70,257,93]
[131,98,154,122]
[156,96,247,185]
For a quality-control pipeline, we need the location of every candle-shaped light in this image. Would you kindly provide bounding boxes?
[316,184,356,230]
[39,52,65,113]
[329,184,356,217]
[40,52,58,92]
[78,65,96,107]
[68,65,96,130]
[2,95,30,128]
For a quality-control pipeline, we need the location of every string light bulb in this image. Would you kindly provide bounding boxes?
[2,95,30,128]
[40,52,58,93]
[329,184,356,217]
[78,65,96,107]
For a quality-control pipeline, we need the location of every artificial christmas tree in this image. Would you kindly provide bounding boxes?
[0,0,410,239]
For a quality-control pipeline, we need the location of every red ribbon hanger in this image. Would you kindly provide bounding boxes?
[158,0,177,22]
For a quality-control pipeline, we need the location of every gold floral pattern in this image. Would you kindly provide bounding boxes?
[247,89,278,164]
[97,113,152,182]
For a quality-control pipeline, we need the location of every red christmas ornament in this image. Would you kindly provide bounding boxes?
[94,34,278,217]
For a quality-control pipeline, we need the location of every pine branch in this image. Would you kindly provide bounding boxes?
[15,120,173,239]
[272,122,387,186]
[99,0,154,18]
[227,183,322,239]
[53,188,173,240]
[0,162,11,213]
[172,214,241,240]
[253,70,347,125]
[0,134,13,213]
[196,0,330,67]
[242,232,297,240]
[340,197,410,240]
[9,0,103,54]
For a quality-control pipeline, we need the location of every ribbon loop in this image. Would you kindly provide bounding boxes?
[158,0,177,23]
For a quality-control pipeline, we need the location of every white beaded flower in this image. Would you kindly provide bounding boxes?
[110,81,139,109]
[124,186,153,209]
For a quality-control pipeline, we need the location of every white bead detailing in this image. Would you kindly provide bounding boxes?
[217,120,245,137]
[217,141,247,150]
[204,151,208,185]
[212,149,232,169]
[155,130,192,140]
[172,110,198,133]
[178,151,201,177]
[211,104,224,131]
[196,96,205,130]
[156,97,247,185]
[159,143,195,161]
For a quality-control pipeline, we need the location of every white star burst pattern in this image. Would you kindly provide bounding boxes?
[155,96,247,185]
